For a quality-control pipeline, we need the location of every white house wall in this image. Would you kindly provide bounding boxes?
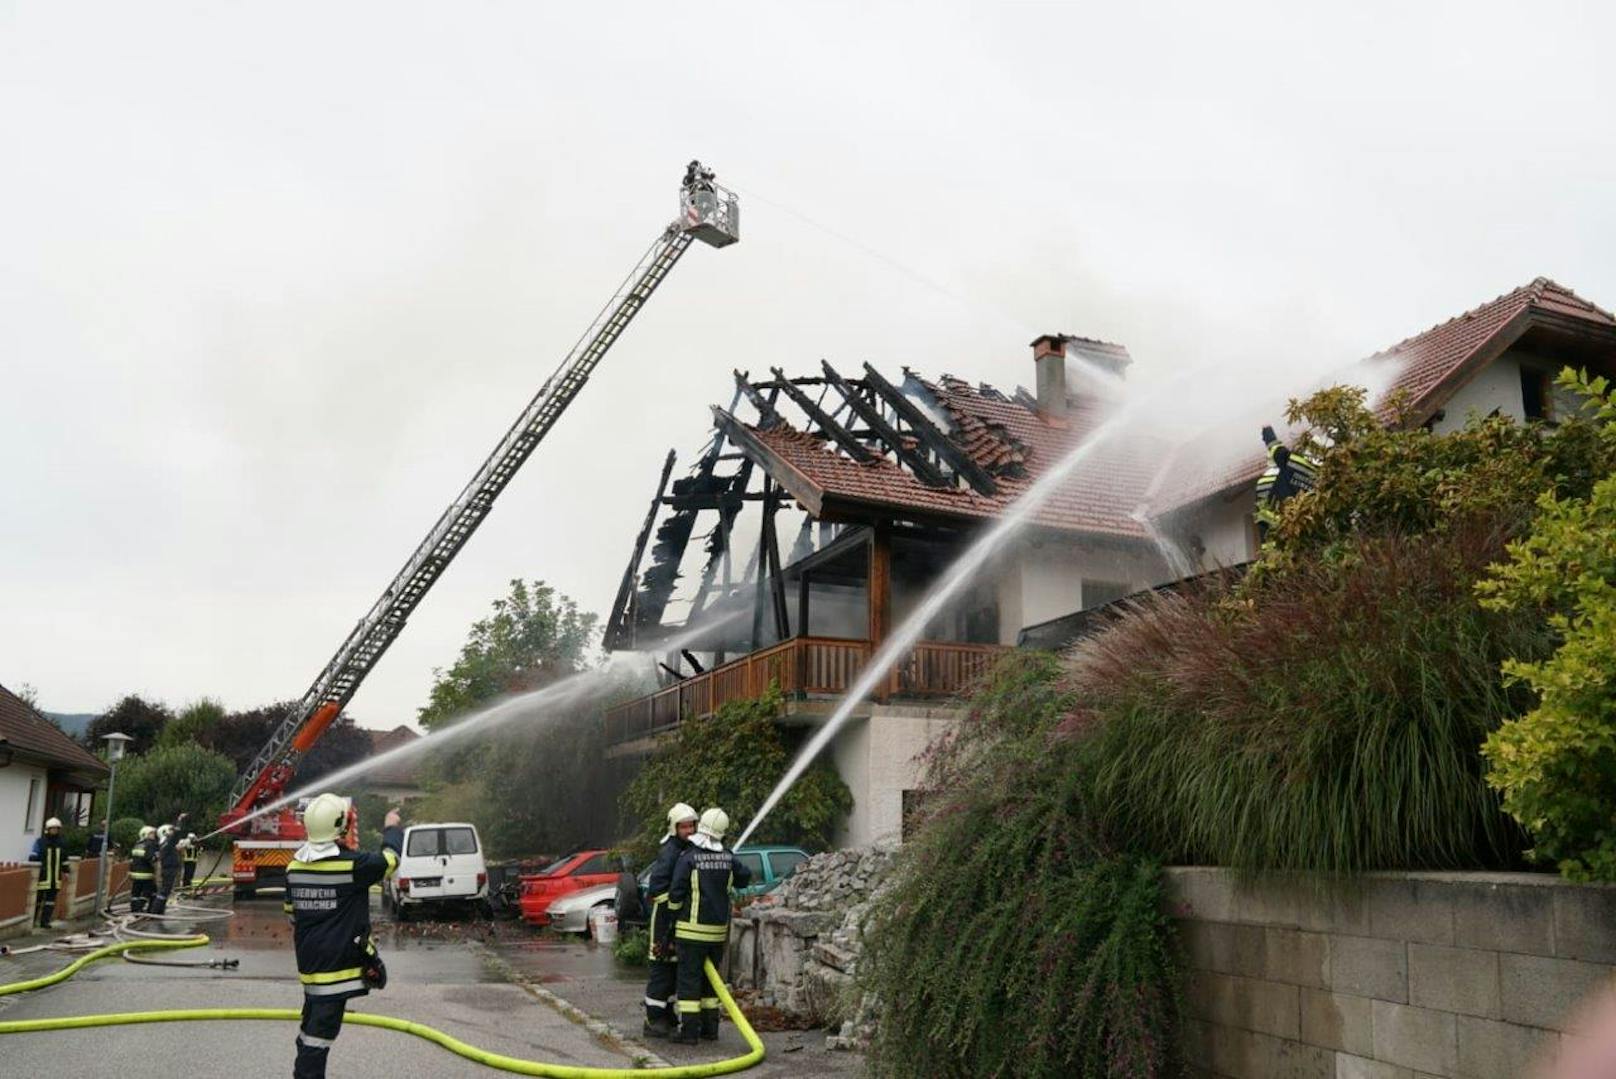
[0,764,49,863]
[1001,537,1167,642]
[1432,351,1525,433]
[832,704,959,849]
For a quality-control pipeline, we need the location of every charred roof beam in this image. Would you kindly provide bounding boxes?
[862,362,997,495]
[734,370,785,428]
[767,366,873,462]
[819,360,949,487]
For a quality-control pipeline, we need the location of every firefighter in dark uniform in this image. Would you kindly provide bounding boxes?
[642,802,698,1038]
[28,817,69,928]
[181,832,200,888]
[1256,424,1321,541]
[285,792,401,1079]
[128,825,157,914]
[151,823,181,915]
[666,807,751,1044]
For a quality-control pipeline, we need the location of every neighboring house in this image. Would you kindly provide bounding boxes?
[600,277,1616,848]
[0,683,109,862]
[357,725,424,805]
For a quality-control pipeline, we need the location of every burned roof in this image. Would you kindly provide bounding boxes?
[0,683,110,780]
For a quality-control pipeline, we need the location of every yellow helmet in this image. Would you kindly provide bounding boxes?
[301,793,350,844]
[698,807,730,841]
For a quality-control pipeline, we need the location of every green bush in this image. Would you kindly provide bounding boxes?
[109,817,146,852]
[863,653,1181,1078]
[612,926,649,967]
[1085,525,1542,874]
[1481,371,1616,880]
[113,743,236,827]
[618,685,852,861]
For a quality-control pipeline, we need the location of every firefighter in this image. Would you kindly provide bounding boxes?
[28,817,69,928]
[151,823,181,915]
[181,832,200,888]
[1256,424,1321,541]
[286,793,401,1079]
[128,825,157,914]
[642,802,699,1038]
[666,807,751,1045]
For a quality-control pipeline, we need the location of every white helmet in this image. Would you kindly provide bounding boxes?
[698,807,730,842]
[139,825,157,840]
[158,824,173,840]
[667,803,698,827]
[301,793,350,845]
[44,817,62,831]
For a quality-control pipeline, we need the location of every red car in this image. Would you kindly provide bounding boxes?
[518,850,623,926]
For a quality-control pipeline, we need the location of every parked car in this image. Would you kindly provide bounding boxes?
[517,849,625,925]
[382,822,488,921]
[545,845,810,936]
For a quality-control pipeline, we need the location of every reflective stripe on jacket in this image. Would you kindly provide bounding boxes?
[29,838,67,890]
[129,842,155,880]
[667,845,752,944]
[288,828,401,1000]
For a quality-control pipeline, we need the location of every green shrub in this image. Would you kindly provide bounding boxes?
[113,743,236,827]
[1084,524,1542,875]
[619,685,852,861]
[863,653,1182,1079]
[1480,371,1616,880]
[612,926,649,967]
[109,817,146,852]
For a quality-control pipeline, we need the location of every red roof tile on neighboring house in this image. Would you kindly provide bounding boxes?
[0,683,109,779]
[1152,277,1616,514]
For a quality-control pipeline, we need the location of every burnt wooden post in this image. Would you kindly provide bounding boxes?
[868,525,892,700]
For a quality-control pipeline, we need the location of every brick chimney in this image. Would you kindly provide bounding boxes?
[1029,333,1132,418]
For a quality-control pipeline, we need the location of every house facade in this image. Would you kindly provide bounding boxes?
[0,683,109,862]
[603,277,1616,848]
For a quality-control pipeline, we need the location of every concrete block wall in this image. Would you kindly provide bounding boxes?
[1166,868,1616,1079]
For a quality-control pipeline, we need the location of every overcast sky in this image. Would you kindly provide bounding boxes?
[4,2,1614,729]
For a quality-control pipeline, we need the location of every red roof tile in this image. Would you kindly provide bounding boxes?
[1151,277,1616,513]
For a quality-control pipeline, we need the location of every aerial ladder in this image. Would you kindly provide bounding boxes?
[221,163,739,895]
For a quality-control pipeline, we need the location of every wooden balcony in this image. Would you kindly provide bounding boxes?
[604,635,1009,745]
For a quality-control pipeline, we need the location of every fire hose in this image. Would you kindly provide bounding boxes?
[0,935,765,1077]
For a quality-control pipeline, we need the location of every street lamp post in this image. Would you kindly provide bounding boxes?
[93,732,133,916]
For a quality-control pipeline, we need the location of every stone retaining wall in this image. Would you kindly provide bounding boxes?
[1167,868,1616,1078]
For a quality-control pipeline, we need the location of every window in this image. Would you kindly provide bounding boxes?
[23,778,40,833]
[574,853,615,876]
[767,850,807,881]
[734,852,765,882]
[1083,579,1131,609]
[406,829,441,857]
[443,828,479,856]
[1522,367,1550,421]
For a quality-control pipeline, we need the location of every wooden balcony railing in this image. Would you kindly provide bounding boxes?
[604,636,1009,745]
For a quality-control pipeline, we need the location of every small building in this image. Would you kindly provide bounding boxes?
[601,277,1616,848]
[357,725,424,805]
[0,683,109,862]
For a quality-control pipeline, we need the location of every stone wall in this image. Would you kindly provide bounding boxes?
[1168,868,1616,1078]
[728,848,894,1049]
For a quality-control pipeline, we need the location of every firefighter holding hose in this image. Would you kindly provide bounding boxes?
[643,802,699,1038]
[666,807,751,1045]
[286,793,401,1079]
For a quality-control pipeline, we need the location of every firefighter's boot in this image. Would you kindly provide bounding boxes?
[671,1011,700,1045]
[642,1001,674,1039]
[700,1007,720,1041]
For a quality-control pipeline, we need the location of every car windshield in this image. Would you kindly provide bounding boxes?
[534,856,571,876]
[443,827,478,855]
[406,829,439,857]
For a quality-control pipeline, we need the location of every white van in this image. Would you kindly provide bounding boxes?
[383,822,488,920]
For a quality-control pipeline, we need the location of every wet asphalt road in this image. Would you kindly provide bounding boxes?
[0,894,861,1077]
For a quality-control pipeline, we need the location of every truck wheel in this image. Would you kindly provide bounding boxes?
[234,885,256,901]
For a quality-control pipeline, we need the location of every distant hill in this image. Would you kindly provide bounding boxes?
[45,712,96,739]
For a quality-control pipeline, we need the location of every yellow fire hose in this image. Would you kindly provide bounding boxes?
[0,936,765,1077]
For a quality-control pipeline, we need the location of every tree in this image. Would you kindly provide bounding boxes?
[158,697,226,748]
[1480,370,1616,880]
[114,743,236,828]
[204,700,372,789]
[418,579,596,731]
[619,686,852,861]
[84,695,173,756]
